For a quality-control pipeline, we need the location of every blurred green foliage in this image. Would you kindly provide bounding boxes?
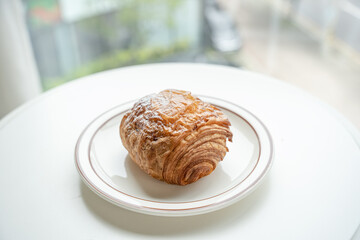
[40,0,189,90]
[43,40,189,90]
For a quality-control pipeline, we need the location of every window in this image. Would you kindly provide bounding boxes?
[25,0,204,89]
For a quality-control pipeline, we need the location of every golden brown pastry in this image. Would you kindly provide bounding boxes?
[120,89,233,185]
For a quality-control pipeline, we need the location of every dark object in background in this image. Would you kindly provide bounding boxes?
[204,0,242,52]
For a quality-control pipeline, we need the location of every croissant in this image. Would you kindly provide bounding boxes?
[119,89,233,185]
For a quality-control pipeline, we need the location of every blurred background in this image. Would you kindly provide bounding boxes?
[0,0,359,129]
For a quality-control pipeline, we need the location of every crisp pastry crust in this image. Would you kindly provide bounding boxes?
[120,89,233,185]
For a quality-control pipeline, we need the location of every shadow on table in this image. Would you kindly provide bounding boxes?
[80,175,271,236]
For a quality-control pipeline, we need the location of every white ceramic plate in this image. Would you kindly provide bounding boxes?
[75,96,274,216]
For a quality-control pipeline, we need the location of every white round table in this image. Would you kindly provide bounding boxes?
[1,64,359,239]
